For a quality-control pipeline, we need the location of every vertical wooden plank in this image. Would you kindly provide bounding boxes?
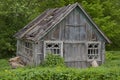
[75,9,80,40]
[59,22,62,40]
[69,27,74,40]
[68,16,72,40]
[76,61,79,68]
[64,43,67,61]
[101,42,105,64]
[61,42,63,57]
[51,25,60,40]
[75,8,80,24]
[75,61,78,68]
[69,44,73,61]
[72,62,74,67]
[82,61,87,68]
[43,41,46,58]
[63,19,66,40]
[86,23,91,41]
[65,15,68,40]
[68,11,74,40]
[34,41,44,66]
[16,40,20,56]
[80,43,86,61]
[33,43,37,66]
[75,44,79,61]
[40,41,44,62]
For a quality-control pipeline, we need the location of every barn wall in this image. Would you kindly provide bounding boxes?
[16,39,35,65]
[101,42,105,64]
[33,41,44,65]
[43,7,104,42]
[40,7,105,68]
[64,42,86,62]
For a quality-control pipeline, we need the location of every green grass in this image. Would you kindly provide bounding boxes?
[0,59,11,71]
[0,51,120,71]
[0,51,120,80]
[102,51,120,67]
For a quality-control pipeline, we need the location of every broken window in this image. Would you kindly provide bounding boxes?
[22,41,33,57]
[44,41,63,57]
[87,42,101,60]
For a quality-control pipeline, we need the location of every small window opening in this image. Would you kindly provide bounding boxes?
[87,42,100,60]
[44,41,63,57]
[23,41,33,57]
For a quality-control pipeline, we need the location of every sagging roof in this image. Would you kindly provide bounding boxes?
[14,2,111,43]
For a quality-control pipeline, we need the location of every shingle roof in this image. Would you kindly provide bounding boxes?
[14,2,111,43]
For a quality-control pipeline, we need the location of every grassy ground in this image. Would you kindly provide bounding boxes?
[0,59,11,71]
[0,51,120,80]
[0,51,120,71]
[102,51,120,67]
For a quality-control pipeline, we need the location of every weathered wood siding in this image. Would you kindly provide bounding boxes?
[39,7,105,67]
[101,42,105,64]
[15,4,108,68]
[16,40,35,65]
[64,42,86,62]
[33,41,44,65]
[43,7,103,42]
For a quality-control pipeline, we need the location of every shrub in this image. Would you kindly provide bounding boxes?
[0,67,120,80]
[41,53,65,67]
[0,59,11,71]
[106,52,113,60]
[106,51,120,60]
[102,51,120,67]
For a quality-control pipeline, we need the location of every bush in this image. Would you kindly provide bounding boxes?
[0,51,120,80]
[106,51,120,60]
[0,59,11,71]
[106,52,113,60]
[41,53,65,67]
[0,67,120,80]
[102,51,120,67]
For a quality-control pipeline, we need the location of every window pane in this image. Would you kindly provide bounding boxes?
[45,41,62,56]
[88,42,99,60]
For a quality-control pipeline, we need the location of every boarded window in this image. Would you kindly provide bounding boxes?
[21,41,33,58]
[44,41,63,57]
[87,42,101,61]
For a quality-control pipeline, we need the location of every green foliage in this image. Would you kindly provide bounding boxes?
[106,51,120,60]
[0,51,120,80]
[103,51,120,67]
[42,53,65,67]
[0,59,11,71]
[106,52,114,60]
[0,67,120,80]
[0,0,120,58]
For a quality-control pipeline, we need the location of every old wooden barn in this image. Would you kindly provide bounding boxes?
[14,3,111,68]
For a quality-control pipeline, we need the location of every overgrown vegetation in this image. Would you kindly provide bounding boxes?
[103,51,120,67]
[0,59,11,71]
[0,0,120,58]
[41,53,65,67]
[0,51,120,80]
[0,67,120,80]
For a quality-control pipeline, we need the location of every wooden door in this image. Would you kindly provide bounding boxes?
[64,42,86,62]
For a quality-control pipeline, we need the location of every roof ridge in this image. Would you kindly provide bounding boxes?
[14,2,110,43]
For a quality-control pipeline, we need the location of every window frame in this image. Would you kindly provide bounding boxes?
[20,41,33,57]
[44,41,63,58]
[87,41,101,61]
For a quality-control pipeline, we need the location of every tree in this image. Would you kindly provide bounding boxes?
[0,0,120,58]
